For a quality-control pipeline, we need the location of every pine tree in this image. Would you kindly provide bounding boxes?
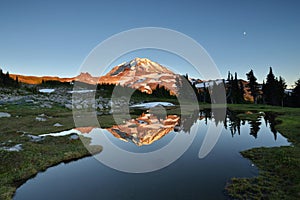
[204,87,211,103]
[239,81,245,103]
[262,80,266,103]
[246,69,259,103]
[226,72,243,104]
[232,73,239,103]
[277,76,286,107]
[227,71,231,82]
[263,67,277,105]
[226,73,233,103]
[176,74,198,101]
[292,78,300,107]
[263,67,287,106]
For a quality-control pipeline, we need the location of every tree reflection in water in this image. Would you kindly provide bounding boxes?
[79,109,280,146]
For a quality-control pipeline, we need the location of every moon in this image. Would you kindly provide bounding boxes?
[243,31,247,36]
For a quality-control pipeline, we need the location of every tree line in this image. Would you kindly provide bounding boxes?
[244,67,299,107]
[185,67,300,107]
[96,82,175,100]
[0,69,19,87]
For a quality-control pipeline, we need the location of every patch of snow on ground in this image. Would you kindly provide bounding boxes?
[67,90,95,94]
[0,112,11,118]
[130,102,175,109]
[39,89,55,93]
[1,144,23,152]
[26,134,44,142]
[40,129,82,137]
[53,123,63,127]
[36,117,47,122]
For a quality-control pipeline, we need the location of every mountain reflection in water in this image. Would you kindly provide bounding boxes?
[76,109,280,147]
[107,113,180,146]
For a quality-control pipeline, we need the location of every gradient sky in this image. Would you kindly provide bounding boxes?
[0,0,299,87]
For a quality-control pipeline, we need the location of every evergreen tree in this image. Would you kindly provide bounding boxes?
[0,69,18,87]
[203,86,211,103]
[263,67,277,105]
[227,71,231,82]
[152,84,173,98]
[226,72,243,104]
[232,73,239,103]
[292,78,300,107]
[0,68,3,85]
[246,69,259,103]
[263,67,287,106]
[176,74,198,101]
[226,73,233,103]
[277,76,286,107]
[239,81,245,103]
[262,80,266,103]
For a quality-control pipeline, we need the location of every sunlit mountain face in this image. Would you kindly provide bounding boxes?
[106,113,180,146]
[98,57,180,94]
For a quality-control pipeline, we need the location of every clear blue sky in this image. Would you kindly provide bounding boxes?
[0,0,299,87]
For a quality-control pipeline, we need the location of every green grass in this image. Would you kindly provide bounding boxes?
[0,104,103,200]
[0,135,102,200]
[226,104,300,200]
[0,104,75,135]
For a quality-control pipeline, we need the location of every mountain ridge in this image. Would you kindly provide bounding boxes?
[8,57,252,99]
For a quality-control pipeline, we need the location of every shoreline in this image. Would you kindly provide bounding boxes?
[226,104,300,199]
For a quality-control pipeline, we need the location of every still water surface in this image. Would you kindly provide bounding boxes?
[14,111,289,200]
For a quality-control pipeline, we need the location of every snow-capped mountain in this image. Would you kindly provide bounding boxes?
[99,58,179,94]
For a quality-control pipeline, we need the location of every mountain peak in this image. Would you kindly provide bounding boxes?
[133,57,151,61]
[75,72,98,84]
[110,58,173,76]
[99,58,179,94]
[131,57,152,64]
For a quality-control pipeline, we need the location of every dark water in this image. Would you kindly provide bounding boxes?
[14,111,289,200]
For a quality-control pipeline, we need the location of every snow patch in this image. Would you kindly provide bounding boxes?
[53,123,63,127]
[130,102,175,109]
[68,90,95,94]
[36,116,47,122]
[0,112,11,118]
[40,129,82,137]
[39,89,55,93]
[1,144,23,152]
